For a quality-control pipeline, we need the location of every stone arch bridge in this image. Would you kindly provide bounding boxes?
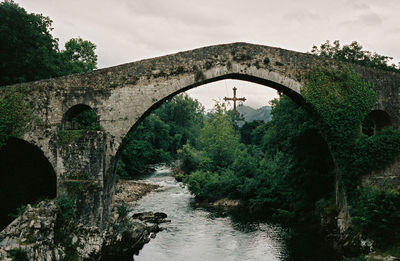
[2,42,400,228]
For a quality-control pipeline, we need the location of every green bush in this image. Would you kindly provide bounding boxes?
[57,130,83,145]
[177,143,201,173]
[7,248,29,261]
[351,186,400,247]
[184,169,240,201]
[71,109,101,131]
[56,195,76,222]
[117,204,129,218]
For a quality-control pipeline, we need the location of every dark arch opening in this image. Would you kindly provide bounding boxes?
[62,104,100,130]
[0,138,56,231]
[362,110,392,136]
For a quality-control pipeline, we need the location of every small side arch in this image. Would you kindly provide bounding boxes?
[362,110,392,136]
[62,104,101,130]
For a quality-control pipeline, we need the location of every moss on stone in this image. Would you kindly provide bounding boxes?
[57,130,83,145]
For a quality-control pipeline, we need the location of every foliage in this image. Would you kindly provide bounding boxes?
[177,143,202,173]
[184,169,241,201]
[7,248,29,261]
[302,66,377,188]
[302,66,400,246]
[350,186,400,247]
[311,40,400,72]
[117,94,204,178]
[0,0,59,86]
[8,204,26,219]
[156,94,204,151]
[62,237,79,261]
[117,204,129,218]
[57,130,83,145]
[59,38,97,75]
[179,96,334,223]
[56,195,76,223]
[302,66,376,142]
[0,87,33,148]
[70,109,101,130]
[352,128,400,176]
[239,120,265,145]
[371,242,400,258]
[198,105,240,169]
[0,1,97,86]
[117,114,171,177]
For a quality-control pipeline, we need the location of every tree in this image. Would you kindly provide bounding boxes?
[0,0,59,86]
[198,104,240,169]
[311,40,399,72]
[156,94,204,152]
[0,1,97,87]
[117,114,171,177]
[59,38,97,74]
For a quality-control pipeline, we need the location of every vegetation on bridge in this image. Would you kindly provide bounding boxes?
[0,87,33,148]
[303,66,400,248]
[311,40,400,73]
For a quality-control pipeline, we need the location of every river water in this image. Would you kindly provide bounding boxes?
[131,166,339,261]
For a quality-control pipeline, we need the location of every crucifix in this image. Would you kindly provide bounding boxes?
[224,87,246,113]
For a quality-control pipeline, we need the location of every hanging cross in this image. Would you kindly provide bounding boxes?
[224,87,246,113]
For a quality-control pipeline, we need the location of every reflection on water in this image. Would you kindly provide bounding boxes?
[131,166,339,261]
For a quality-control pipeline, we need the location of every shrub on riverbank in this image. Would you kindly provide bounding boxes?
[351,186,400,247]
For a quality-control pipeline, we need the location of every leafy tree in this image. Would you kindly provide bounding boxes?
[59,38,97,75]
[311,40,400,72]
[70,109,101,130]
[351,186,400,247]
[117,114,171,177]
[198,104,240,169]
[0,0,59,86]
[156,94,204,152]
[239,120,264,145]
[0,1,97,87]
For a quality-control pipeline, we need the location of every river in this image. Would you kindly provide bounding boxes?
[130,166,340,261]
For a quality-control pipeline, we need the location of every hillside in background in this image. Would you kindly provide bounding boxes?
[237,105,272,122]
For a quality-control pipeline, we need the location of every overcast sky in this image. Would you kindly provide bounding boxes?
[16,0,400,109]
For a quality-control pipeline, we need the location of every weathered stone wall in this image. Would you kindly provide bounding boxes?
[56,131,116,227]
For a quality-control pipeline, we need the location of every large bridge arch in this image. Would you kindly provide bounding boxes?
[0,137,57,230]
[111,66,303,154]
